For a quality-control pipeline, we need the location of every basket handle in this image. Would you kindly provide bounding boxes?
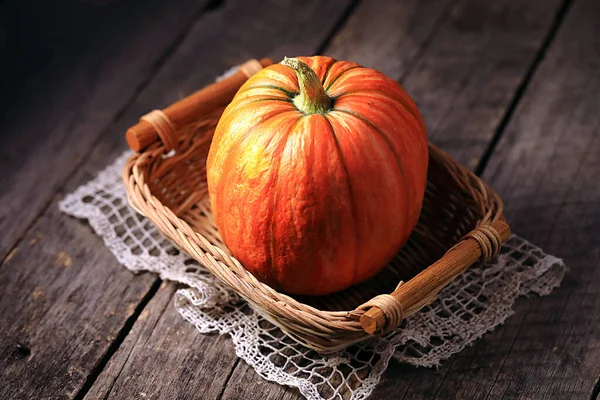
[125,58,273,152]
[359,220,511,334]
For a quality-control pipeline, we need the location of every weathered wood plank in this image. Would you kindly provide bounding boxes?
[0,0,212,261]
[467,0,600,397]
[323,0,454,79]
[411,0,566,169]
[0,0,356,399]
[86,283,240,400]
[0,202,158,399]
[329,0,565,169]
[220,0,569,398]
[373,0,600,399]
[0,1,218,398]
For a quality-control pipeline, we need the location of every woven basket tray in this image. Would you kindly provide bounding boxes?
[123,59,510,353]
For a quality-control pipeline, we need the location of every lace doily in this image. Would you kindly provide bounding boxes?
[59,63,565,398]
[59,150,565,400]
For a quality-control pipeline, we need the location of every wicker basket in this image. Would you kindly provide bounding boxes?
[123,59,510,353]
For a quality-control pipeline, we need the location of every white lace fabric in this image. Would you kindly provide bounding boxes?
[59,149,565,400]
[60,62,565,398]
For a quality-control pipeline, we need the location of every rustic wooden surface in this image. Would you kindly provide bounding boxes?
[1,0,598,399]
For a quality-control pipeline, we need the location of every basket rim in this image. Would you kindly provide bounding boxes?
[123,139,507,352]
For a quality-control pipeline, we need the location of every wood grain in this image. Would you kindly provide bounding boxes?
[328,0,565,169]
[86,283,240,400]
[323,0,454,78]
[0,1,215,398]
[372,0,600,399]
[0,201,157,399]
[0,0,212,261]
[471,0,599,397]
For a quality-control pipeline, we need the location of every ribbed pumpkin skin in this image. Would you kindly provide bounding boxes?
[206,56,428,295]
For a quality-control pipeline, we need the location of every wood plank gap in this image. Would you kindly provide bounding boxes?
[465,4,577,387]
[474,0,574,176]
[398,0,458,84]
[216,358,241,400]
[98,282,176,400]
[73,279,163,400]
[592,374,600,400]
[0,0,219,266]
[315,0,362,54]
[0,196,57,271]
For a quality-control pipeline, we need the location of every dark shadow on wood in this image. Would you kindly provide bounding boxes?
[0,0,216,269]
[316,0,361,55]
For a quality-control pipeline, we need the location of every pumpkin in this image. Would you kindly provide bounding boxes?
[206,56,428,295]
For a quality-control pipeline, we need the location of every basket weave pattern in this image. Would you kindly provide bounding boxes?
[123,102,507,354]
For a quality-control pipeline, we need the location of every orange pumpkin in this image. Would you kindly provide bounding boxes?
[207,56,428,295]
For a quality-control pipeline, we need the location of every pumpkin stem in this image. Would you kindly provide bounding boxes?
[282,57,331,115]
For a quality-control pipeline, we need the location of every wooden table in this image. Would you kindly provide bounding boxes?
[1,0,599,398]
